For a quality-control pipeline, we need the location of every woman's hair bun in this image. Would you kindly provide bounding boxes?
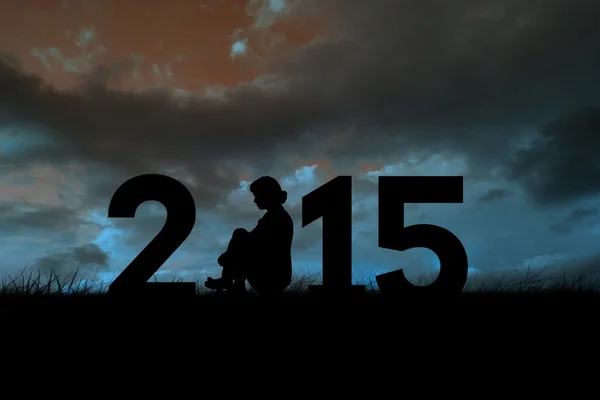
[279,190,288,204]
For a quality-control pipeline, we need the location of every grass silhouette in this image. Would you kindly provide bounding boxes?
[2,264,599,340]
[1,264,598,301]
[3,262,595,351]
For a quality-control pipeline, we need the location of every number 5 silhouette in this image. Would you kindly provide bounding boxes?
[376,176,468,296]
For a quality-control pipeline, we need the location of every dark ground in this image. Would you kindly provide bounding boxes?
[2,289,597,361]
[3,289,598,320]
[2,270,598,339]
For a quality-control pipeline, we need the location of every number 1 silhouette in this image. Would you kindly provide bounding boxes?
[302,176,366,296]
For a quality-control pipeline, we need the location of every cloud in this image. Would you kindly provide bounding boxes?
[505,107,600,206]
[2,1,599,195]
[230,39,249,58]
[2,0,600,280]
[247,0,291,28]
[0,204,81,234]
[547,207,600,236]
[36,243,110,275]
[478,188,514,203]
[2,1,600,186]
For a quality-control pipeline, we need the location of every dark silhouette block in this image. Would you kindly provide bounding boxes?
[376,176,468,297]
[205,176,293,296]
[302,176,366,298]
[107,174,197,297]
[103,172,469,301]
[109,282,196,299]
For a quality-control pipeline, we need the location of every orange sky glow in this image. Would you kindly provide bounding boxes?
[0,0,326,92]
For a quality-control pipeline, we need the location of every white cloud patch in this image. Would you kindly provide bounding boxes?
[247,0,290,28]
[31,44,107,74]
[230,39,248,58]
[76,27,96,50]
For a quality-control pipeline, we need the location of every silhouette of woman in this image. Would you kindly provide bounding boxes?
[205,176,293,295]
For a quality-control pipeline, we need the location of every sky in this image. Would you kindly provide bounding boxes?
[1,0,600,289]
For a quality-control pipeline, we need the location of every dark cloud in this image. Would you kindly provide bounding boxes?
[36,243,110,275]
[478,188,514,203]
[0,50,20,70]
[506,107,600,206]
[1,0,599,208]
[0,203,94,235]
[272,0,600,163]
[547,207,600,236]
[563,252,600,280]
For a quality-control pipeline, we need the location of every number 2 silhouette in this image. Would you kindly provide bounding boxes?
[107,174,196,294]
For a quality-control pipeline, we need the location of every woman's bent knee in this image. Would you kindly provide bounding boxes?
[233,228,248,238]
[231,228,250,250]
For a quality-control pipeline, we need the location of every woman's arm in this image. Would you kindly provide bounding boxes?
[247,215,274,250]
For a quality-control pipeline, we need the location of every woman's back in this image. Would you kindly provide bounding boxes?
[247,205,293,292]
